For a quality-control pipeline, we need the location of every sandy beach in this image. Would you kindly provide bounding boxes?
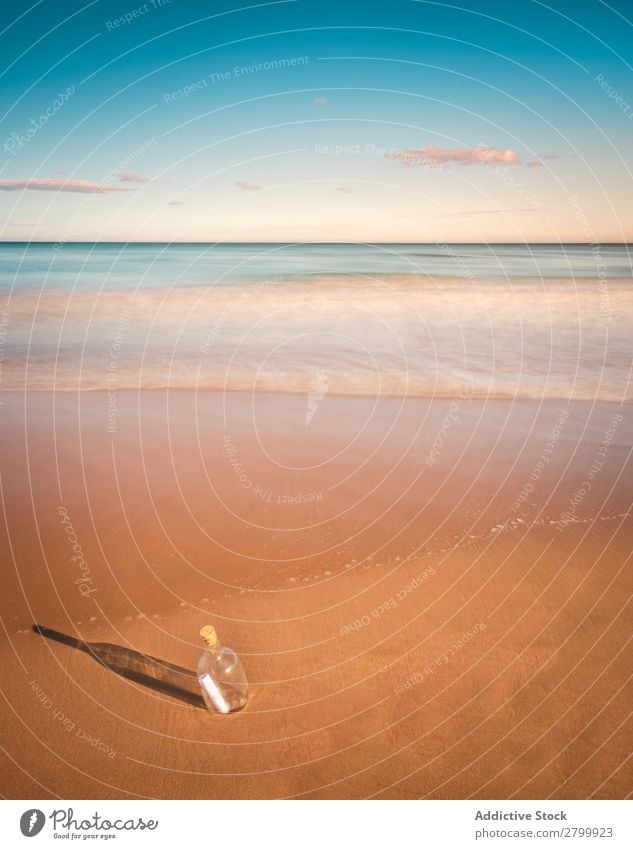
[1,389,631,799]
[1,0,633,824]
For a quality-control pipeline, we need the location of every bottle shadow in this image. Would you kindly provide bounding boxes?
[33,624,205,709]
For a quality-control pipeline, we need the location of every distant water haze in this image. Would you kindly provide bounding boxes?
[1,242,632,401]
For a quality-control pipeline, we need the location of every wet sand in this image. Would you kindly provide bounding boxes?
[0,389,632,799]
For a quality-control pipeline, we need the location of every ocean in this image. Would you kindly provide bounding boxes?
[1,242,631,400]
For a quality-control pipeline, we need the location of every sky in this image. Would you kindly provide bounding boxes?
[0,0,632,242]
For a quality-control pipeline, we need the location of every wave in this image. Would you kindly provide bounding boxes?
[1,273,631,402]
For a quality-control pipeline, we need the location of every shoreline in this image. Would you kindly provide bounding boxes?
[2,387,632,403]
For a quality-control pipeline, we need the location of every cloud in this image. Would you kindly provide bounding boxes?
[397,207,543,221]
[386,143,521,167]
[337,187,355,193]
[312,97,327,106]
[115,171,149,183]
[526,153,559,168]
[235,180,262,191]
[445,207,543,217]
[0,178,133,193]
[166,200,185,206]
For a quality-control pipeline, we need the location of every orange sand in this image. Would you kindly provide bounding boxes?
[1,390,631,799]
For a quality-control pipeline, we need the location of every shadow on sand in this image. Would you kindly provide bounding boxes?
[33,624,205,709]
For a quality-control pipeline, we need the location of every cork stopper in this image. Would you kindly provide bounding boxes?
[200,625,218,647]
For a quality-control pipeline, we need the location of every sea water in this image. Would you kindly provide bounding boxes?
[1,241,631,400]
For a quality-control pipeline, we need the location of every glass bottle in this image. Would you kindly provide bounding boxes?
[197,625,249,713]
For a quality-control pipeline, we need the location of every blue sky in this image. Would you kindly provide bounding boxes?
[0,0,632,241]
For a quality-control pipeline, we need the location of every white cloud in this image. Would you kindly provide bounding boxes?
[526,153,559,168]
[386,143,521,167]
[0,178,133,193]
[115,171,150,183]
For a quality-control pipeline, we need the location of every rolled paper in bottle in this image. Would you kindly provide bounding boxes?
[200,625,218,647]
